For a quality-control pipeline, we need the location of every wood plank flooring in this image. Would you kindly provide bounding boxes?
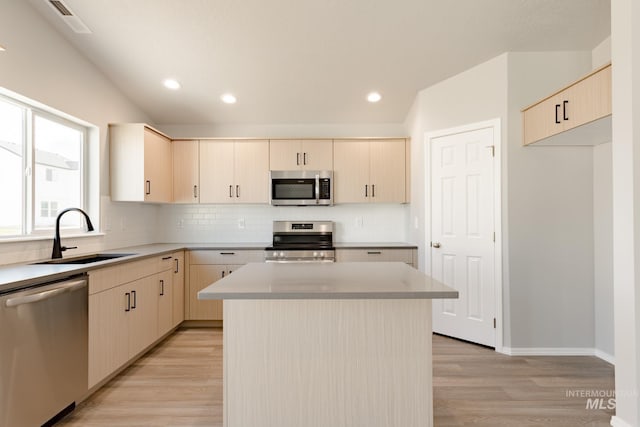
[59,328,615,426]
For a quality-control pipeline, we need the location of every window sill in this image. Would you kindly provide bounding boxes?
[0,232,105,244]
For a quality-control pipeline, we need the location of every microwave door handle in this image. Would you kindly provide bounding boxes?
[315,174,320,204]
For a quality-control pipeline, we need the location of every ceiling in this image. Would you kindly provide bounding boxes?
[29,0,610,126]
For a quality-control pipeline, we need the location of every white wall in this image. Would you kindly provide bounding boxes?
[0,0,158,264]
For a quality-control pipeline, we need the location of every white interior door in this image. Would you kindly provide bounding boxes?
[431,126,496,347]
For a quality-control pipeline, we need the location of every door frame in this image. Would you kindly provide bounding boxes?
[424,118,504,353]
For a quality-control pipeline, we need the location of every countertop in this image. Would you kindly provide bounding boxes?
[198,262,457,300]
[0,242,417,294]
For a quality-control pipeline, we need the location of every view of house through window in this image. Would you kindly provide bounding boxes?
[0,94,87,237]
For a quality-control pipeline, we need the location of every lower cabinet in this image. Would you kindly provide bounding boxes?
[172,251,185,328]
[186,250,264,321]
[88,253,179,388]
[335,248,417,268]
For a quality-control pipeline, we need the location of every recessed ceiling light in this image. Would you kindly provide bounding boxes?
[221,93,237,104]
[367,92,382,103]
[163,79,181,90]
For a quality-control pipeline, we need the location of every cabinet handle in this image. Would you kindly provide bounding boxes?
[220,252,235,255]
[162,255,173,260]
[372,184,375,198]
[193,185,198,199]
[228,270,233,275]
[131,290,137,309]
[229,185,233,198]
[367,251,382,255]
[125,292,131,312]
[563,100,569,121]
[555,104,561,124]
[303,152,307,165]
[296,152,300,166]
[145,180,151,195]
[365,185,368,197]
[160,279,164,296]
[236,185,239,198]
[222,271,225,278]
[174,258,179,274]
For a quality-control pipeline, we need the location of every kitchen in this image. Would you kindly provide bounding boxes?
[0,0,638,426]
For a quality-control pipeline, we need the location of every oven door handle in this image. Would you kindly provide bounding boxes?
[315,174,320,204]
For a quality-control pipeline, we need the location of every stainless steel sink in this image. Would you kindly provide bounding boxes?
[34,253,135,265]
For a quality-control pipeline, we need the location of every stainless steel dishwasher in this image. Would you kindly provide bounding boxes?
[0,275,88,427]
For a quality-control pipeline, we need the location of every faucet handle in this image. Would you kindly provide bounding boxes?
[61,246,78,252]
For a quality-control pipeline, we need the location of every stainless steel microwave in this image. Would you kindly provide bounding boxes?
[270,170,333,206]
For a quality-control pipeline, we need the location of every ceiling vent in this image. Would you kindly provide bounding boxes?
[46,0,92,34]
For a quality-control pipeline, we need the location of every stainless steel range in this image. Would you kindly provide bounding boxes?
[265,221,335,263]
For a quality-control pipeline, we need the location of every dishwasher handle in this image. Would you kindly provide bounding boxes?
[5,279,87,308]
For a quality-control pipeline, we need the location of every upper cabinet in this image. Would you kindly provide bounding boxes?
[269,139,333,171]
[173,139,199,203]
[333,139,407,203]
[522,63,612,146]
[199,140,270,204]
[110,124,173,202]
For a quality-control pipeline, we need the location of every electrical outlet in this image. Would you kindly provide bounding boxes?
[356,217,363,227]
[177,219,184,228]
[238,218,245,229]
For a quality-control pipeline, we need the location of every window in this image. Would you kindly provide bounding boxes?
[0,93,89,237]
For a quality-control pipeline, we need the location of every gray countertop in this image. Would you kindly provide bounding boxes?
[0,242,417,294]
[198,262,457,300]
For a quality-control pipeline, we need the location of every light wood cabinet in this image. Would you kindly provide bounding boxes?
[335,248,417,268]
[269,139,333,171]
[88,253,179,388]
[172,140,199,203]
[109,124,173,202]
[522,63,612,146]
[333,139,407,203]
[199,140,269,204]
[186,250,264,321]
[172,251,185,328]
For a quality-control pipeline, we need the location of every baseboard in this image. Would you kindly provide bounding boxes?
[594,349,615,365]
[502,346,595,356]
[610,415,634,427]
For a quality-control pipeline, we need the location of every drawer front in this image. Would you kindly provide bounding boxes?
[88,254,175,294]
[188,249,265,265]
[335,248,414,264]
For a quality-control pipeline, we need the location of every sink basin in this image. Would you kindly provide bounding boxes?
[35,253,135,265]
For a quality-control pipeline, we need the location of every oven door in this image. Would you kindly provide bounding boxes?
[270,171,332,206]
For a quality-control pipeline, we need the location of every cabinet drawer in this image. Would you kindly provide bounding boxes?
[335,248,414,264]
[188,250,265,265]
[89,254,175,294]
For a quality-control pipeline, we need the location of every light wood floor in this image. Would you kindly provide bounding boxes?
[59,328,615,426]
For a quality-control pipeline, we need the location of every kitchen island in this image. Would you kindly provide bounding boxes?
[199,262,457,427]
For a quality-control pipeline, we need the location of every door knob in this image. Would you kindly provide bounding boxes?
[432,242,441,248]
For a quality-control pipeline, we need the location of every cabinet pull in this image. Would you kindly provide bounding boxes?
[145,180,151,195]
[131,290,137,309]
[160,279,164,296]
[228,270,233,275]
[174,258,179,274]
[555,104,561,124]
[229,185,233,197]
[372,184,375,198]
[222,271,225,278]
[125,292,131,312]
[365,185,368,197]
[236,185,240,198]
[303,152,307,165]
[563,100,569,121]
[220,252,235,255]
[296,152,300,165]
[162,255,173,260]
[367,251,382,255]
[193,185,198,199]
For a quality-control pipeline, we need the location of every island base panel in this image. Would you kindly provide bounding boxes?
[223,299,433,427]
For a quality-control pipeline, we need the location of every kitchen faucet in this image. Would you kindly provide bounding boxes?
[51,207,95,259]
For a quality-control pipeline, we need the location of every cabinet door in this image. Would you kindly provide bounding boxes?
[269,140,301,171]
[301,140,333,170]
[234,140,269,203]
[189,264,227,320]
[333,140,370,203]
[157,270,173,338]
[522,94,566,145]
[143,128,173,202]
[128,276,159,358]
[369,139,406,203]
[172,251,185,328]
[564,64,612,130]
[88,285,129,388]
[173,139,199,203]
[200,140,235,203]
